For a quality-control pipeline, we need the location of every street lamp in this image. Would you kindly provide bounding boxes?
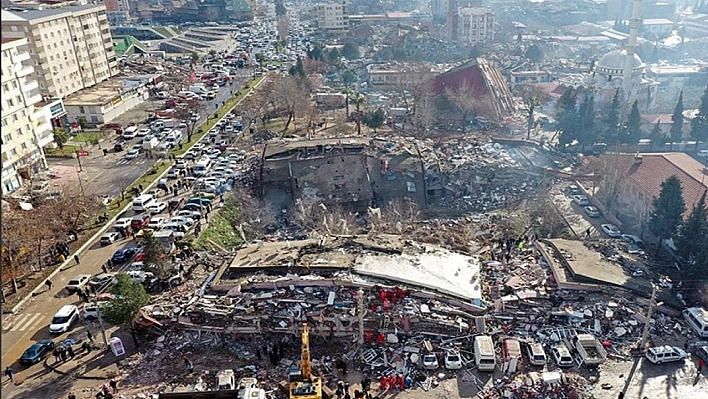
[93,296,109,351]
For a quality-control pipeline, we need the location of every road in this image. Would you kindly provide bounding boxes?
[45,68,254,200]
[0,74,264,397]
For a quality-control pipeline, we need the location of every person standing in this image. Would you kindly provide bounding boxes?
[698,358,705,377]
[45,279,53,290]
[67,345,75,359]
[74,254,80,265]
[4,366,14,383]
[109,378,118,392]
[87,330,95,344]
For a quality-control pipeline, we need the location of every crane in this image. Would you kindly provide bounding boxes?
[288,323,322,399]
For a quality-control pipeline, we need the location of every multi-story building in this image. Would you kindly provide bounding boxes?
[431,0,449,19]
[684,13,708,37]
[97,0,130,24]
[1,37,53,195]
[1,4,118,99]
[457,7,494,45]
[315,1,349,33]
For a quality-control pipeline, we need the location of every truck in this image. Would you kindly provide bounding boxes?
[142,137,159,151]
[571,333,607,367]
[473,335,496,371]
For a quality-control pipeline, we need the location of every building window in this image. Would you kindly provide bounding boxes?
[16,128,22,136]
[10,149,17,156]
[3,133,12,141]
[20,142,27,150]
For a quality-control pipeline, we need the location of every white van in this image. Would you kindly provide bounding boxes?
[525,341,547,366]
[49,304,79,334]
[132,194,156,212]
[645,346,686,364]
[474,335,496,371]
[683,307,708,338]
[194,158,211,176]
[123,126,139,139]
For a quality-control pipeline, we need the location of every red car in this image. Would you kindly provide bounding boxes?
[131,214,151,230]
[134,251,146,262]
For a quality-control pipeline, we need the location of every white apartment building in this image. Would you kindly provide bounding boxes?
[315,1,349,33]
[1,4,118,100]
[457,7,495,45]
[1,37,53,195]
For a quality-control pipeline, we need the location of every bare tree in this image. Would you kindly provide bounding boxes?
[1,203,37,293]
[175,98,207,143]
[410,93,437,137]
[528,198,569,238]
[51,184,102,234]
[293,202,363,236]
[224,187,277,241]
[445,80,478,128]
[274,75,311,132]
[519,85,549,139]
[372,199,420,234]
[586,155,630,213]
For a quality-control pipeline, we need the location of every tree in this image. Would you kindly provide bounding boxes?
[520,85,547,140]
[341,41,360,60]
[341,68,357,88]
[604,89,621,145]
[175,99,206,143]
[676,191,708,279]
[190,52,199,67]
[327,47,341,64]
[350,92,365,135]
[648,175,686,255]
[255,52,266,67]
[524,43,544,63]
[273,75,310,132]
[1,204,36,293]
[648,121,666,149]
[289,57,306,78]
[51,184,101,234]
[363,108,386,133]
[102,273,150,326]
[691,85,708,149]
[275,0,286,16]
[670,91,684,149]
[587,155,630,213]
[623,100,642,145]
[556,89,578,148]
[53,128,69,149]
[140,231,171,279]
[445,81,477,128]
[577,93,597,150]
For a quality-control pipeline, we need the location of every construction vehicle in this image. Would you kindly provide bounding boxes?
[288,323,322,399]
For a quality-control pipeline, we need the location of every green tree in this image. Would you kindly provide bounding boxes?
[53,127,69,149]
[342,41,360,60]
[524,43,544,63]
[255,53,266,66]
[648,121,666,149]
[307,42,324,61]
[289,57,306,78]
[556,89,578,148]
[577,93,596,151]
[350,93,366,135]
[676,191,708,279]
[604,89,621,145]
[190,52,199,67]
[624,100,642,144]
[140,231,171,279]
[670,91,684,149]
[327,47,341,63]
[102,273,150,326]
[690,85,708,149]
[275,0,286,16]
[648,175,686,255]
[341,68,357,88]
[363,108,386,133]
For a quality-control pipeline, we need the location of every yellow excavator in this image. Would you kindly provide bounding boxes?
[288,323,323,399]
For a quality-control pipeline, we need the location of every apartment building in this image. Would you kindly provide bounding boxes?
[457,7,494,45]
[1,37,52,195]
[1,4,118,100]
[431,0,450,19]
[97,0,131,24]
[315,1,349,33]
[684,14,708,38]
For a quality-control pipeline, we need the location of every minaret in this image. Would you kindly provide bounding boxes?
[622,0,642,100]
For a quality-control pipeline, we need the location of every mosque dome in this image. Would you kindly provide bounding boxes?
[595,49,644,75]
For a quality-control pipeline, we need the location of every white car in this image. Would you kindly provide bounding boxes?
[100,231,120,245]
[422,353,439,370]
[66,274,92,293]
[168,216,195,227]
[125,149,140,159]
[444,351,463,370]
[147,217,166,229]
[81,302,106,319]
[137,128,151,136]
[113,217,132,231]
[147,201,168,214]
[551,344,574,367]
[126,270,155,284]
[601,223,622,238]
[645,346,686,364]
[177,210,201,220]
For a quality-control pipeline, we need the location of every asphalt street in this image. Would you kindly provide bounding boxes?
[0,74,263,395]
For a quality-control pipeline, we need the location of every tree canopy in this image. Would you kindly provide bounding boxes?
[524,43,544,63]
[604,90,621,145]
[670,91,684,145]
[623,100,642,145]
[676,191,708,279]
[556,89,578,148]
[363,108,386,133]
[648,175,686,252]
[102,273,150,326]
[341,41,360,60]
[691,85,708,144]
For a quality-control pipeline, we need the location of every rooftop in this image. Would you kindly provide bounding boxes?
[1,4,104,22]
[63,75,156,105]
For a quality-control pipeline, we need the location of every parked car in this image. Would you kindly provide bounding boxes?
[19,340,54,365]
[126,270,155,284]
[65,274,92,293]
[147,201,168,214]
[81,302,105,319]
[89,273,118,288]
[125,149,140,160]
[572,195,590,206]
[131,214,151,229]
[444,351,463,370]
[645,346,686,364]
[621,234,644,248]
[422,353,439,370]
[695,344,708,363]
[188,197,212,206]
[584,206,600,218]
[601,224,622,238]
[147,217,166,229]
[551,344,574,367]
[112,247,137,263]
[100,231,121,245]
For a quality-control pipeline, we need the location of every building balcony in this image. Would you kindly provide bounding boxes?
[34,126,54,148]
[12,52,31,64]
[20,78,39,92]
[16,65,34,78]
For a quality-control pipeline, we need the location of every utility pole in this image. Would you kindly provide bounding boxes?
[639,284,660,351]
[93,297,109,351]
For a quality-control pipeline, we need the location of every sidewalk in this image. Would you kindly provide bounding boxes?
[45,346,120,380]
